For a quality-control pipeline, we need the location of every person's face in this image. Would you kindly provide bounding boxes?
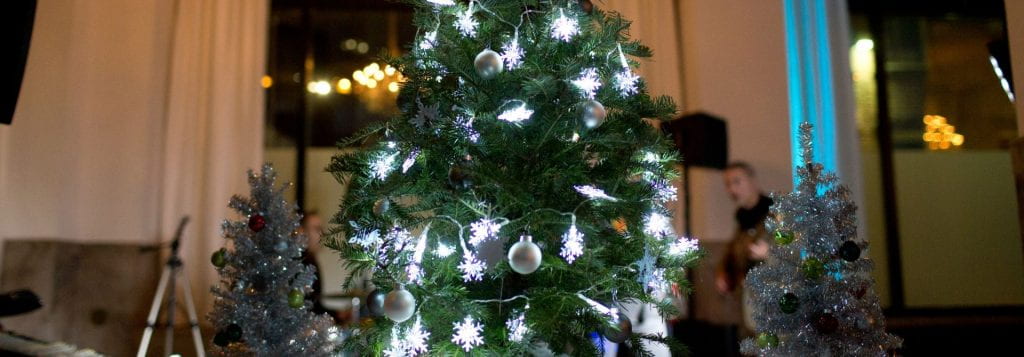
[302,214,324,246]
[723,168,760,208]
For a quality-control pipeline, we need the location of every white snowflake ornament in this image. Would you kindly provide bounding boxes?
[451,316,484,351]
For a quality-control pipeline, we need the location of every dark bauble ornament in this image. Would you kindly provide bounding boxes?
[813,312,840,334]
[602,311,633,343]
[214,323,243,346]
[211,248,227,268]
[288,289,304,308]
[508,235,542,274]
[581,99,607,129]
[249,276,269,295]
[248,214,266,232]
[213,330,231,347]
[773,230,795,245]
[225,323,242,341]
[578,0,594,13]
[383,286,416,323]
[372,198,391,216]
[756,332,779,348]
[837,241,861,262]
[801,257,825,280]
[365,288,387,316]
[778,293,800,314]
[448,162,473,190]
[474,49,504,79]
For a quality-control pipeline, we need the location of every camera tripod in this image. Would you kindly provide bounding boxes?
[137,217,205,357]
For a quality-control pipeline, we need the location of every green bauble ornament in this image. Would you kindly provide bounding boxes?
[756,332,779,348]
[778,292,799,314]
[801,257,826,279]
[288,289,304,308]
[773,230,795,245]
[211,248,227,268]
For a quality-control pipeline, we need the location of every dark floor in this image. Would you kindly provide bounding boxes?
[674,309,1024,356]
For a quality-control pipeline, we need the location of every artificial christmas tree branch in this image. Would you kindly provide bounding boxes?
[327,1,699,355]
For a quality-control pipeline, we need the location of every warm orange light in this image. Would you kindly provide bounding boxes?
[612,218,628,234]
[387,81,400,93]
[922,115,963,150]
[261,75,273,89]
[951,134,964,146]
[337,78,352,94]
[366,79,378,89]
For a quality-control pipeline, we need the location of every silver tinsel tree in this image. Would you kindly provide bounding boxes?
[740,123,901,356]
[208,164,339,355]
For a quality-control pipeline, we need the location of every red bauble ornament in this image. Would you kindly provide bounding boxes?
[814,313,840,334]
[248,214,266,232]
[854,284,868,299]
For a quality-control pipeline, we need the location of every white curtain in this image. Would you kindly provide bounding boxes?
[159,0,268,314]
[0,0,267,318]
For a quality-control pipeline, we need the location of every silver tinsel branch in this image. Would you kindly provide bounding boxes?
[208,164,339,355]
[740,123,901,356]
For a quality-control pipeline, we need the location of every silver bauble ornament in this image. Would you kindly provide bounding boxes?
[474,49,504,79]
[383,286,416,322]
[372,198,391,216]
[581,99,607,129]
[602,311,633,343]
[508,235,542,274]
[274,240,288,252]
[365,288,387,316]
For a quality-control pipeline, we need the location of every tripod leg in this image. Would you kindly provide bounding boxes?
[180,270,206,357]
[165,266,178,357]
[138,266,172,357]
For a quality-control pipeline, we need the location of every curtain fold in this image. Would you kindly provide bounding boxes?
[159,0,268,315]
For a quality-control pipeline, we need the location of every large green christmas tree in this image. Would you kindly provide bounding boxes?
[327,1,699,355]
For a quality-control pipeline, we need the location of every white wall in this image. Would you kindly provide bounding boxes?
[0,0,174,246]
[600,0,793,242]
[677,0,794,241]
[892,151,1024,306]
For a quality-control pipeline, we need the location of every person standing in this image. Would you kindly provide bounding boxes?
[716,162,773,336]
[299,210,331,317]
